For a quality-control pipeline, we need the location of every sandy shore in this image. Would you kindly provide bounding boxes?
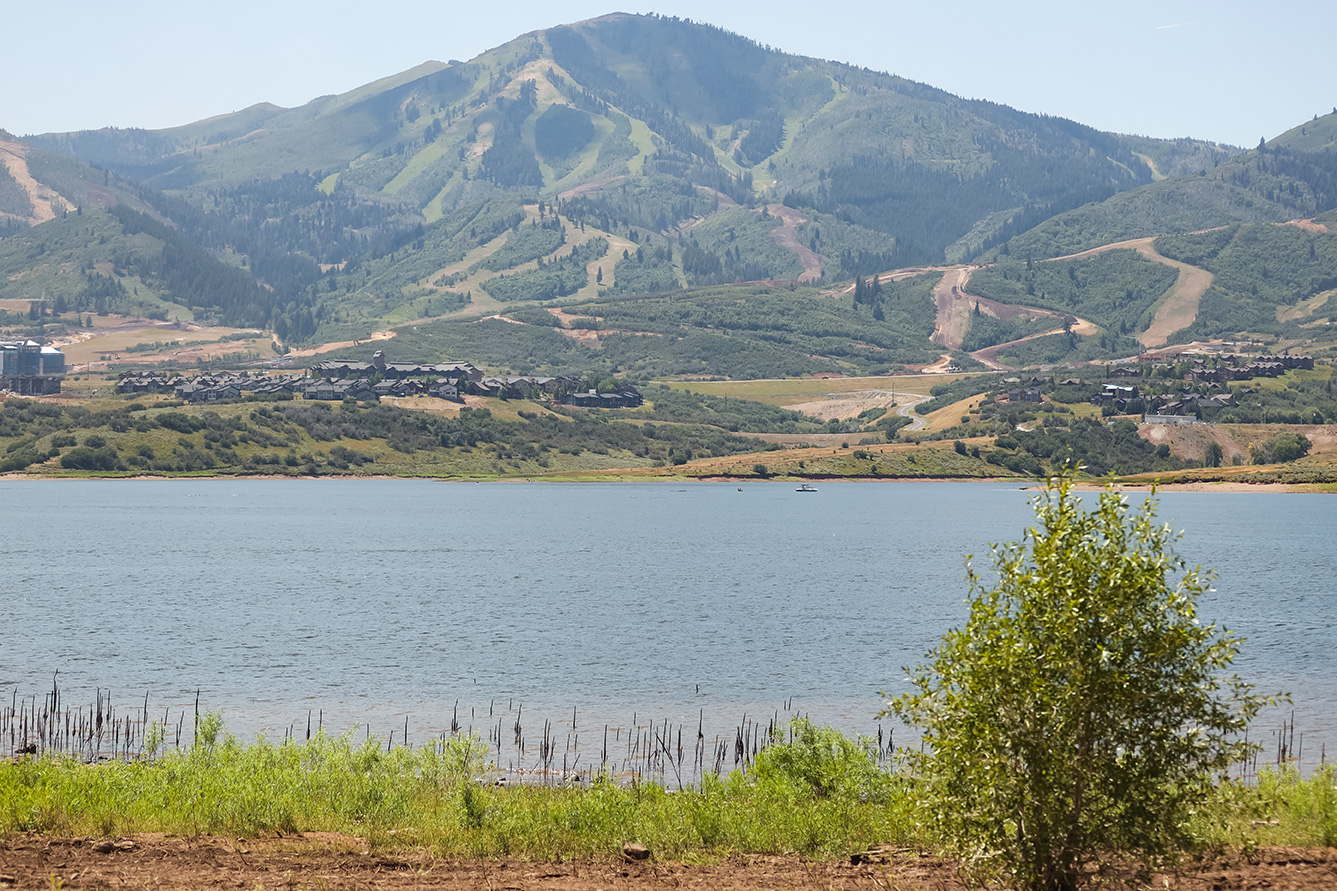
[0,472,1330,492]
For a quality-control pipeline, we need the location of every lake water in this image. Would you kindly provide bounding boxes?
[4,480,1334,771]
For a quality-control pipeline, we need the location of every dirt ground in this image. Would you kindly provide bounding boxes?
[1140,422,1337,466]
[761,203,824,283]
[1,835,1335,890]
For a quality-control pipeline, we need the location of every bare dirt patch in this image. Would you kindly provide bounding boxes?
[547,308,594,326]
[1135,245,1214,349]
[919,353,958,374]
[761,204,823,283]
[782,389,904,421]
[1283,218,1330,234]
[543,308,662,345]
[380,395,467,415]
[42,318,270,370]
[930,266,979,350]
[286,330,396,359]
[0,139,74,225]
[1140,422,1337,465]
[1045,237,1162,263]
[1140,421,1252,464]
[2,835,1336,891]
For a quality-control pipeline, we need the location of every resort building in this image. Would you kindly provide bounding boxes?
[0,340,65,395]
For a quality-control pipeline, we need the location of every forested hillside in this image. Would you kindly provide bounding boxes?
[990,132,1337,260]
[2,14,1336,375]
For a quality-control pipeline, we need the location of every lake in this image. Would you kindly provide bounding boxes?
[4,480,1333,772]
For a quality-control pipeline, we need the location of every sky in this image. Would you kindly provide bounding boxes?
[5,0,1333,148]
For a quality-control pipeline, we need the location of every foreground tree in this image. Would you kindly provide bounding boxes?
[888,478,1272,891]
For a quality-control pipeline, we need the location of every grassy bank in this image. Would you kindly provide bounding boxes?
[3,719,1335,860]
[1,720,915,858]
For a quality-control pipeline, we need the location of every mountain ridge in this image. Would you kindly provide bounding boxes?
[1,13,1334,372]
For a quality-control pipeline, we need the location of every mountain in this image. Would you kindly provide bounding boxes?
[986,115,1337,262]
[27,16,1229,263]
[2,14,1335,373]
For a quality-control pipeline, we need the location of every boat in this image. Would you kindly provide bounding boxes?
[795,483,817,493]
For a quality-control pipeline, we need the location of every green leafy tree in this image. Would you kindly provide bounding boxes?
[888,477,1272,891]
[1251,432,1312,465]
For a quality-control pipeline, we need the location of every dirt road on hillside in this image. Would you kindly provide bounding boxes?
[762,204,824,283]
[930,267,979,350]
[286,329,396,358]
[1041,237,1214,349]
[969,318,1099,370]
[930,266,1096,364]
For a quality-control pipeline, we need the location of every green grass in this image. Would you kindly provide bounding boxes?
[4,719,1334,860]
[626,117,656,175]
[0,718,918,859]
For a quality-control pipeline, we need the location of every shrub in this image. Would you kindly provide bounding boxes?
[888,478,1273,891]
[157,411,202,433]
[0,450,39,472]
[1252,432,1312,464]
[60,446,122,472]
[751,718,892,803]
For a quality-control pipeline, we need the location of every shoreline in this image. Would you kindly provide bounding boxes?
[0,470,1330,492]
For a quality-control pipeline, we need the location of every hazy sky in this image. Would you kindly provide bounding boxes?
[6,0,1333,147]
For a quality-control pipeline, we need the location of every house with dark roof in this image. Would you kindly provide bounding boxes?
[559,388,644,408]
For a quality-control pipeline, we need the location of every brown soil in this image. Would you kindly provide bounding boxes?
[1134,244,1214,349]
[761,204,824,283]
[931,266,979,350]
[540,309,662,347]
[285,330,396,359]
[1139,422,1337,465]
[927,266,1097,369]
[920,353,957,374]
[2,836,1335,890]
[1283,218,1330,234]
[42,318,272,370]
[0,139,74,225]
[824,266,961,300]
[781,389,903,421]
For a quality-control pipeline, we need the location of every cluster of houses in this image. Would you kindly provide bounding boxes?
[1094,354,1315,416]
[117,371,303,402]
[114,351,643,408]
[989,352,1321,418]
[1174,354,1314,383]
[1089,382,1241,416]
[1093,353,1315,383]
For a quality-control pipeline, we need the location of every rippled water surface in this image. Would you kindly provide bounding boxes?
[5,480,1334,752]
